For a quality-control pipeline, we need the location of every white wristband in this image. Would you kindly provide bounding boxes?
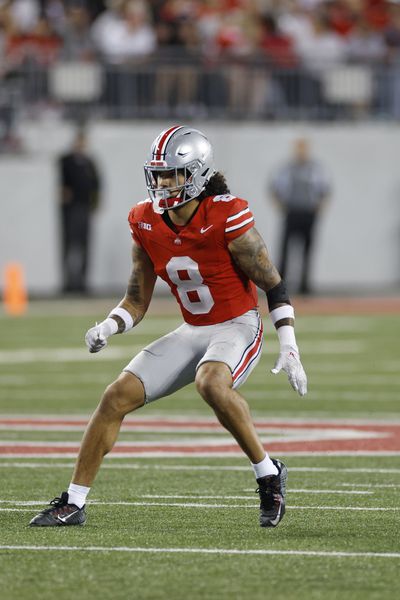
[108,306,135,332]
[276,325,298,351]
[270,305,295,325]
[101,317,119,336]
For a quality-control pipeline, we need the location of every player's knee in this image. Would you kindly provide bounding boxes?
[99,374,144,416]
[195,362,232,402]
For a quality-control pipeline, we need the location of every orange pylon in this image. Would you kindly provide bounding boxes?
[3,263,28,315]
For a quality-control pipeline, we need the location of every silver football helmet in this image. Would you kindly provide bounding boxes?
[144,125,215,213]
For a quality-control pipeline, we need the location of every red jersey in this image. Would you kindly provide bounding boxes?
[128,194,258,326]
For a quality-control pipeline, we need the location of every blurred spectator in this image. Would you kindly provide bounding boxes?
[85,0,108,20]
[89,0,125,63]
[61,4,96,60]
[5,14,62,107]
[9,0,40,32]
[5,14,62,67]
[0,0,399,120]
[294,11,347,114]
[91,0,156,116]
[346,14,386,62]
[259,13,298,68]
[91,0,156,64]
[258,12,300,116]
[154,12,202,116]
[279,1,314,52]
[383,1,400,118]
[296,12,347,74]
[324,0,357,36]
[384,0,400,58]
[197,0,225,51]
[154,0,199,51]
[58,128,102,294]
[44,0,67,35]
[364,0,390,31]
[0,1,23,152]
[270,138,331,295]
[212,8,262,115]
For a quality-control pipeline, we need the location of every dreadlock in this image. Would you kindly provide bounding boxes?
[197,172,230,200]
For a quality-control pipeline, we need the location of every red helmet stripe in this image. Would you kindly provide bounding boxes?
[154,125,183,160]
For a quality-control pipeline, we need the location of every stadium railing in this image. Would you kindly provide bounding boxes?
[1,57,400,122]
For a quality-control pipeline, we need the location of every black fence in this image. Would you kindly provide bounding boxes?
[1,58,400,124]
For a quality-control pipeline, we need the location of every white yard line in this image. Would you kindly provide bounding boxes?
[0,347,138,364]
[0,502,397,511]
[242,391,400,402]
[0,340,365,364]
[136,491,373,498]
[1,463,400,474]
[1,451,399,457]
[0,428,387,445]
[242,489,372,495]
[340,483,400,489]
[5,374,400,387]
[0,545,399,559]
[3,393,398,403]
[291,467,400,473]
[298,363,400,374]
[0,374,111,385]
[0,488,373,505]
[0,508,34,512]
[246,374,400,386]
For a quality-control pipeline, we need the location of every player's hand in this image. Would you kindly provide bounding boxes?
[271,345,307,396]
[85,322,112,353]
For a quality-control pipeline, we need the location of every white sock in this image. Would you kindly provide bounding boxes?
[251,454,279,479]
[67,483,90,508]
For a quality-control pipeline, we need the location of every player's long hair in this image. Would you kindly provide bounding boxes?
[198,172,230,201]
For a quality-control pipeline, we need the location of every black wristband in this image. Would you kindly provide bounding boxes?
[266,280,291,311]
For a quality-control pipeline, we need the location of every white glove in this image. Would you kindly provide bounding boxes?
[85,318,117,353]
[271,344,308,396]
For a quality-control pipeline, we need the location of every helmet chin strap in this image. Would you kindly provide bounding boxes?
[153,186,189,214]
[152,189,168,214]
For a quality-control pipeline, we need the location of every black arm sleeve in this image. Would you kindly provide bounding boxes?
[266,280,291,311]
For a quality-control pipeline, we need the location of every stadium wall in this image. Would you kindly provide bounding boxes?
[1,120,399,295]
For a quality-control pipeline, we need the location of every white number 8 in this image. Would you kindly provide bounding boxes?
[166,256,214,314]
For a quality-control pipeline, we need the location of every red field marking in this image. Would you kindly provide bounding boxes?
[1,418,400,455]
[0,417,398,432]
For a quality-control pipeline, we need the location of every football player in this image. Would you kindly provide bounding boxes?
[30,125,307,529]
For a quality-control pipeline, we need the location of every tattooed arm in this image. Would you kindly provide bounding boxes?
[85,243,156,352]
[111,243,157,333]
[228,227,307,395]
[228,227,294,326]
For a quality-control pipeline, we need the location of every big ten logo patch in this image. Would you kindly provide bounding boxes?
[138,222,152,231]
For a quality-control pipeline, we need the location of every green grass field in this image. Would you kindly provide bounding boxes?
[0,299,399,600]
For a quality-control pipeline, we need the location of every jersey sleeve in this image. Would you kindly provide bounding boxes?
[128,205,144,247]
[224,198,255,242]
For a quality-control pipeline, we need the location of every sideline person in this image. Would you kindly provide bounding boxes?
[270,138,331,295]
[59,129,101,294]
[30,125,307,529]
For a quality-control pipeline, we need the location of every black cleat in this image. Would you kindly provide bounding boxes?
[256,459,287,528]
[29,492,86,527]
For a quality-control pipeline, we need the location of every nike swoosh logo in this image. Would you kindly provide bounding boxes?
[268,502,282,526]
[57,510,80,523]
[200,225,213,234]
